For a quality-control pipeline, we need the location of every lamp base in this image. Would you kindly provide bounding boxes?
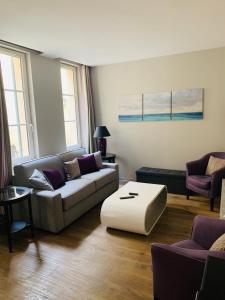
[98,138,107,156]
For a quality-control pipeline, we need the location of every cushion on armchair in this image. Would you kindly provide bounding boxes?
[210,233,225,251]
[187,175,211,189]
[206,156,225,175]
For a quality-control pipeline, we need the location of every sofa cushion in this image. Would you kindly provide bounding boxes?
[64,158,81,180]
[187,175,211,190]
[43,168,65,190]
[83,151,103,169]
[58,148,86,163]
[29,169,54,191]
[81,168,117,190]
[57,179,96,211]
[78,155,99,175]
[14,155,65,187]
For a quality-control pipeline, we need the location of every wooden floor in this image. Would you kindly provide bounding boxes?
[0,194,219,300]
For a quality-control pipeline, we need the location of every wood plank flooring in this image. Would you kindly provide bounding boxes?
[0,194,218,300]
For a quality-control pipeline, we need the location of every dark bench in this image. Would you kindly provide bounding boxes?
[136,167,186,195]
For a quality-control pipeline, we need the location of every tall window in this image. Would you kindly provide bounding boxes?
[60,63,80,148]
[0,48,34,164]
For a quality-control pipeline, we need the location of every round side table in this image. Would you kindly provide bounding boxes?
[0,186,34,252]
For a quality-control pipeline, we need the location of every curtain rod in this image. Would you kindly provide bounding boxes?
[56,57,83,67]
[0,40,42,55]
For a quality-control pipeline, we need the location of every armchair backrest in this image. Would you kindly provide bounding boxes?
[206,152,225,160]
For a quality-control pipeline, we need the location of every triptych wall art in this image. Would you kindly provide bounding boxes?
[118,88,203,122]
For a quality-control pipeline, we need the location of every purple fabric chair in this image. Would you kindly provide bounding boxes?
[186,152,225,211]
[151,215,225,300]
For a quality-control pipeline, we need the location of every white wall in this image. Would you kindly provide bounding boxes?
[29,54,66,156]
[91,47,225,180]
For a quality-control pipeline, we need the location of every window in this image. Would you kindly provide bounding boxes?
[60,63,80,149]
[0,48,34,164]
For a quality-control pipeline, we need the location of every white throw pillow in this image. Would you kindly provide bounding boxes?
[29,169,54,191]
[64,158,81,180]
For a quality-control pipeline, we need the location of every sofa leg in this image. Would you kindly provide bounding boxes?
[186,189,190,200]
[210,198,214,211]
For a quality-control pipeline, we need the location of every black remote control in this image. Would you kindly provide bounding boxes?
[129,192,139,196]
[120,196,135,199]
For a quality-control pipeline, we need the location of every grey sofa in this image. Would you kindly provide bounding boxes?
[14,148,119,233]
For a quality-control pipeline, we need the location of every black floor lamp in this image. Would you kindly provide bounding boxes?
[94,126,110,156]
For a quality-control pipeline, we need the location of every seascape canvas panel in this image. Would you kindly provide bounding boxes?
[171,88,203,120]
[118,94,143,122]
[143,92,171,121]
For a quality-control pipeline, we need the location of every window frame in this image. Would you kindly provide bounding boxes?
[60,62,81,150]
[0,46,35,164]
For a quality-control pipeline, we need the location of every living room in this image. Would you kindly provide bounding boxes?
[1,1,225,300]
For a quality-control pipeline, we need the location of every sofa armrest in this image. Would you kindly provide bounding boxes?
[32,190,64,233]
[151,243,205,300]
[192,215,225,249]
[102,162,119,174]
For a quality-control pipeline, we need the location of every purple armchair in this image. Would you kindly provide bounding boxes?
[151,215,225,300]
[186,152,225,211]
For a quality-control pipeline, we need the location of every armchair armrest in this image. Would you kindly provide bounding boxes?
[186,155,209,176]
[210,167,225,197]
[32,190,64,233]
[151,243,205,300]
[192,215,225,249]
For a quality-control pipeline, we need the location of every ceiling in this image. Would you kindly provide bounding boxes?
[1,0,225,66]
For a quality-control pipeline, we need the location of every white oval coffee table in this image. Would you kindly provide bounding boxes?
[100,181,167,235]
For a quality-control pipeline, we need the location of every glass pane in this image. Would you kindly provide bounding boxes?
[17,92,26,124]
[63,95,76,121]
[20,125,29,157]
[0,53,14,89]
[13,56,23,91]
[5,91,17,125]
[61,66,74,95]
[9,126,21,160]
[65,121,78,147]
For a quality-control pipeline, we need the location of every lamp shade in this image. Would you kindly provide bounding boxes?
[94,126,110,138]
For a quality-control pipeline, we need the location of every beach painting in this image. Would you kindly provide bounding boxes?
[171,88,203,120]
[143,92,171,121]
[118,94,143,122]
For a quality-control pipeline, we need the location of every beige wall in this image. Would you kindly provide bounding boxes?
[91,48,225,180]
[29,54,67,156]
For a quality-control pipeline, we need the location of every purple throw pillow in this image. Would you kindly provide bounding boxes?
[42,168,65,190]
[77,154,99,175]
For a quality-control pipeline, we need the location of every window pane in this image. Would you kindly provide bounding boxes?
[20,125,29,157]
[61,67,74,95]
[63,95,76,121]
[17,92,26,124]
[0,53,14,89]
[13,56,23,91]
[9,126,21,160]
[65,121,78,147]
[5,91,17,125]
